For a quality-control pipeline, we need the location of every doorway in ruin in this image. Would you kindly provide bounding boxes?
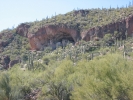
[54,32,75,43]
[53,32,75,48]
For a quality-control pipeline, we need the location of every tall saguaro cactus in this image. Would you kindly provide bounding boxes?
[123,44,126,59]
[125,29,128,40]
[28,51,34,70]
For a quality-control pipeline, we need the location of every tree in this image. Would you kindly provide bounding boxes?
[0,73,11,100]
[103,33,113,46]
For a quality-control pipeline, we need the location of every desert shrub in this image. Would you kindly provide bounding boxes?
[0,72,23,100]
[71,54,133,100]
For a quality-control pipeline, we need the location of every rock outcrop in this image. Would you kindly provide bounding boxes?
[16,23,30,37]
[73,10,89,16]
[81,15,133,41]
[81,18,126,41]
[0,55,20,69]
[27,24,80,50]
[16,15,133,50]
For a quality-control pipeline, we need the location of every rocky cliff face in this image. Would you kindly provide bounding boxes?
[16,15,133,50]
[81,18,127,41]
[16,23,30,37]
[17,24,80,50]
[29,24,80,50]
[82,15,133,41]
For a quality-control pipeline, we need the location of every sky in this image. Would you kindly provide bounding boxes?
[0,0,131,31]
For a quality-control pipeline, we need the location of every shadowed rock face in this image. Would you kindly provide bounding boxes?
[81,19,127,41]
[16,23,30,37]
[16,15,133,50]
[0,56,20,69]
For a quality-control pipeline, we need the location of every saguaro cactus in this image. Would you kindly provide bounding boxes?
[28,51,34,70]
[123,45,126,59]
[91,53,93,60]
[125,29,128,40]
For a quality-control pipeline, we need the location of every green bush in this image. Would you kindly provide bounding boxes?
[71,54,133,100]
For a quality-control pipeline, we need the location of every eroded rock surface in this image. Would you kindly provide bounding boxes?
[23,24,80,50]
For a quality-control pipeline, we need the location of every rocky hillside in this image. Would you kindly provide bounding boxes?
[15,7,133,50]
[1,6,133,69]
[16,14,133,50]
[1,5,133,100]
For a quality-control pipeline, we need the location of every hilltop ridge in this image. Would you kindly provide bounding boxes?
[15,7,133,50]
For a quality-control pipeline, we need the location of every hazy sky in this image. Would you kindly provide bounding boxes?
[0,0,131,31]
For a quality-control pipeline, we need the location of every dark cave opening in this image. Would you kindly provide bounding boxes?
[54,32,75,43]
[43,32,75,50]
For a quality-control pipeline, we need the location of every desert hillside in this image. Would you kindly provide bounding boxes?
[0,5,133,100]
